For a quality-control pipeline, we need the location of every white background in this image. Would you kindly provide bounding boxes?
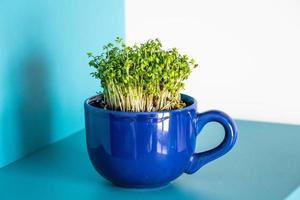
[125,0,300,124]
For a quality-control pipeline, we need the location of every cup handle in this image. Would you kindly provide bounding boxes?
[185,110,238,174]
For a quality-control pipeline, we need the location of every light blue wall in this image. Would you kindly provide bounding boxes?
[0,0,124,168]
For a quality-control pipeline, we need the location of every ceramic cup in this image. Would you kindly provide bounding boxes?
[84,94,237,188]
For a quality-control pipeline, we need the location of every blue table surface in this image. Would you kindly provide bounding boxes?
[0,120,300,200]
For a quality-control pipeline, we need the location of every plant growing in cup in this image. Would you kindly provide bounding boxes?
[84,38,237,188]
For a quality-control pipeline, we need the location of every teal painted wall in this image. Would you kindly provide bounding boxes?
[0,0,124,168]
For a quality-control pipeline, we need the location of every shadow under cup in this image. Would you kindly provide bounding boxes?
[84,94,237,188]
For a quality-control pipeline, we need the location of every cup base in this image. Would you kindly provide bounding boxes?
[113,182,170,190]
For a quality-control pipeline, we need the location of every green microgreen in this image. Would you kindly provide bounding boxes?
[88,37,197,112]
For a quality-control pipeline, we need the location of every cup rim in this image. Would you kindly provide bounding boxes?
[84,93,197,115]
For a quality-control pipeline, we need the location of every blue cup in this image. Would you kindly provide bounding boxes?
[84,94,237,188]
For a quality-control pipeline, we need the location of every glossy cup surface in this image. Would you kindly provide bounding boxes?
[84,94,197,188]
